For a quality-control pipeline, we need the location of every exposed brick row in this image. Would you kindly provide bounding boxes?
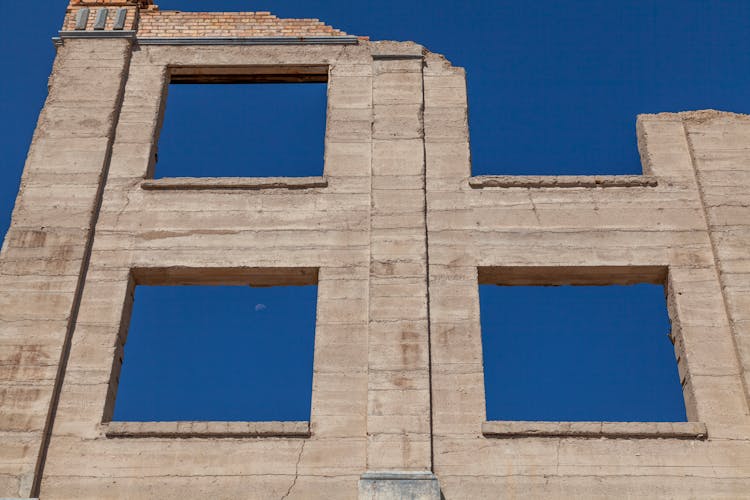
[62,3,354,39]
[138,11,350,38]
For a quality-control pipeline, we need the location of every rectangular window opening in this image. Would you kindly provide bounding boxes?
[478,267,687,423]
[151,66,328,179]
[106,268,318,424]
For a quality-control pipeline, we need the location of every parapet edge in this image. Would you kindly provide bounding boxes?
[637,109,750,124]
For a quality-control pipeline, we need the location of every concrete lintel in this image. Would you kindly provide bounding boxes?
[359,471,441,500]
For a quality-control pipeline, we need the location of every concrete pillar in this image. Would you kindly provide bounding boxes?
[362,42,439,498]
[0,37,132,498]
[685,112,750,412]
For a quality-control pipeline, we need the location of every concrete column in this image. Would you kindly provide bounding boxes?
[685,112,750,414]
[0,37,132,498]
[361,42,439,498]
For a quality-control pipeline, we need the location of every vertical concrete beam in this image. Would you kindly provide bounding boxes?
[363,42,436,495]
[422,52,484,449]
[636,112,750,433]
[0,38,132,498]
[685,112,750,413]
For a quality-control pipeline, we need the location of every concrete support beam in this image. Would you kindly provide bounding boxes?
[0,39,132,498]
[364,45,433,477]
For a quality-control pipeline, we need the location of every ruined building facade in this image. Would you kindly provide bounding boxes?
[1,1,750,498]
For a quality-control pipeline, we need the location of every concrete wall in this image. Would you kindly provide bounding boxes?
[0,37,132,498]
[0,4,749,499]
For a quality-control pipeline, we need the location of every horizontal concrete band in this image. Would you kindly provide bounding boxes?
[137,36,360,45]
[57,30,136,38]
[482,421,708,439]
[141,177,328,190]
[104,421,311,438]
[469,175,658,188]
[55,33,359,46]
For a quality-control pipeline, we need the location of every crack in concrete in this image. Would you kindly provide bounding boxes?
[113,190,133,227]
[280,440,306,500]
[527,191,541,225]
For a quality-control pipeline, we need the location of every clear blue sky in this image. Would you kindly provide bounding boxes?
[3,0,747,422]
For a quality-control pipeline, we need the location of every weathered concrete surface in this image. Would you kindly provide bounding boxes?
[359,472,440,500]
[0,3,749,499]
[424,52,750,492]
[0,37,132,498]
[367,41,432,473]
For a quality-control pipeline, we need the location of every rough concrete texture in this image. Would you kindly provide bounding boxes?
[359,472,440,500]
[0,2,749,499]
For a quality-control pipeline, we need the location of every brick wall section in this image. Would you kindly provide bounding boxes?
[71,0,154,6]
[137,11,350,38]
[62,6,355,40]
[62,6,138,32]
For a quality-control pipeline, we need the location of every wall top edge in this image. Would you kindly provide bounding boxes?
[63,5,365,40]
[70,0,152,6]
[637,109,750,123]
[55,33,360,46]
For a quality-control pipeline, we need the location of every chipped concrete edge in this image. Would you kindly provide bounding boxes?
[469,175,658,189]
[140,176,328,190]
[103,421,311,438]
[482,421,708,439]
[359,472,441,500]
[637,109,750,124]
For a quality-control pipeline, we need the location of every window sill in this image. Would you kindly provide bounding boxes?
[141,176,328,191]
[469,175,658,189]
[104,421,311,439]
[482,421,707,440]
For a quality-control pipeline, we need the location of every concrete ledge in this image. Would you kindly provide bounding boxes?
[58,30,136,39]
[469,175,658,189]
[141,176,328,190]
[137,36,360,46]
[482,421,708,439]
[359,472,440,500]
[104,421,311,439]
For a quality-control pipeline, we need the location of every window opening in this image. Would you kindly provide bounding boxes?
[153,68,327,178]
[110,283,317,422]
[479,283,686,422]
